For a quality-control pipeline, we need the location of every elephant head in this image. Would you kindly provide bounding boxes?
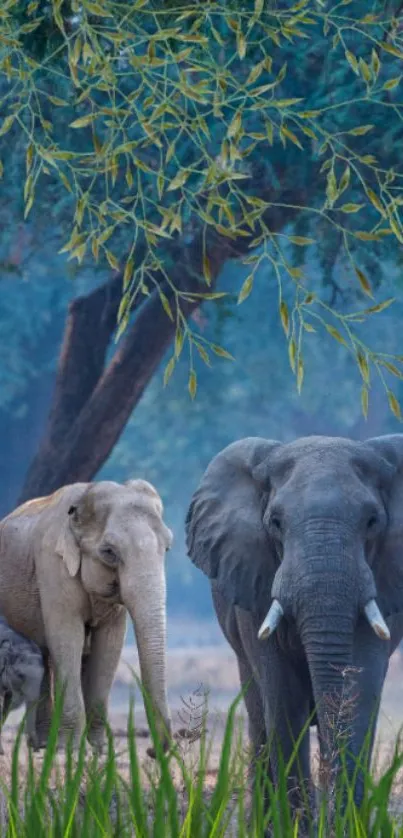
[56,478,173,745]
[186,435,403,774]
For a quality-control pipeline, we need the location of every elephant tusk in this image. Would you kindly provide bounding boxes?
[258,599,284,641]
[364,599,390,641]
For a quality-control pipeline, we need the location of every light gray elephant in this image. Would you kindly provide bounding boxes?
[0,478,173,752]
[186,435,403,811]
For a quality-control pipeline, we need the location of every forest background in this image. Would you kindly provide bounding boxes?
[2,0,403,641]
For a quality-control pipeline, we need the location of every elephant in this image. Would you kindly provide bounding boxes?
[0,478,173,753]
[185,435,403,813]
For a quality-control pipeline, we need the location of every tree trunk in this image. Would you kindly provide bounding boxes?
[18,184,305,503]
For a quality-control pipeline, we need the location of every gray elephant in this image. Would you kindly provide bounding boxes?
[185,435,403,810]
[0,478,173,752]
[0,615,44,754]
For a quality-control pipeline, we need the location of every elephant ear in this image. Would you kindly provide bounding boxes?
[185,437,281,617]
[363,435,403,618]
[55,488,90,577]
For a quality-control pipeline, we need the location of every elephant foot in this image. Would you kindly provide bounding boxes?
[146,735,171,759]
[88,736,107,757]
[33,723,51,751]
[26,732,40,751]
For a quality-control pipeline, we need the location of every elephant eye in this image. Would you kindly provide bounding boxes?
[367,514,378,532]
[365,508,382,538]
[269,512,283,536]
[100,545,120,566]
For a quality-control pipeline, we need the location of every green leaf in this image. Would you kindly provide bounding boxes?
[340,203,364,213]
[361,386,369,419]
[383,76,402,91]
[48,96,69,107]
[338,165,350,196]
[238,274,254,303]
[0,115,15,136]
[167,170,190,191]
[387,389,402,420]
[210,344,235,360]
[359,58,372,83]
[360,155,377,165]
[325,325,348,347]
[348,124,374,136]
[270,98,303,108]
[379,361,403,379]
[355,267,373,298]
[365,188,385,217]
[174,329,184,359]
[326,169,338,207]
[357,351,370,385]
[371,49,380,80]
[237,30,246,59]
[70,114,97,128]
[345,50,359,75]
[163,357,175,387]
[288,338,296,373]
[382,43,403,60]
[84,1,112,15]
[363,298,394,315]
[123,257,134,290]
[188,370,197,399]
[280,301,290,336]
[288,236,315,246]
[117,293,130,324]
[389,216,403,242]
[280,125,303,149]
[245,62,263,86]
[159,291,174,320]
[354,230,382,241]
[196,344,210,366]
[297,358,304,393]
[227,112,242,139]
[24,192,34,219]
[203,253,211,286]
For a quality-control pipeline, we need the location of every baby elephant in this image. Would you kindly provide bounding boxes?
[0,616,44,753]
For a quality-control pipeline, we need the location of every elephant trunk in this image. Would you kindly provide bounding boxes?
[123,562,171,753]
[294,546,377,797]
[301,613,355,787]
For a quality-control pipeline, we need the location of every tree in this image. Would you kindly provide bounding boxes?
[1,0,403,510]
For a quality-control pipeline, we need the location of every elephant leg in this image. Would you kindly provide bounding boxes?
[238,655,267,759]
[42,609,86,749]
[24,670,45,751]
[237,653,273,825]
[33,652,53,749]
[347,626,390,806]
[0,692,10,755]
[81,609,127,753]
[259,651,312,821]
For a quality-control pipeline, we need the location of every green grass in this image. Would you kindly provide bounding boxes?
[1,691,403,837]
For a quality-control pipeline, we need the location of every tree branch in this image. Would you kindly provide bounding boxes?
[43,242,148,448]
[19,177,307,503]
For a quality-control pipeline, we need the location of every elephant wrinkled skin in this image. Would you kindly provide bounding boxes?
[0,479,172,752]
[186,435,403,810]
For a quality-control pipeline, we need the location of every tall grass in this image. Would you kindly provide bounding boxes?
[1,690,403,837]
